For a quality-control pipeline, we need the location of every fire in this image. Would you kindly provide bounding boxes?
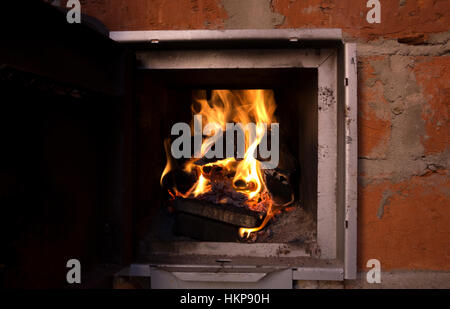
[232,123,266,200]
[193,174,211,197]
[161,89,278,238]
[239,206,273,238]
[160,138,174,186]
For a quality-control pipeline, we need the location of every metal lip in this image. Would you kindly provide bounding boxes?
[110,28,343,43]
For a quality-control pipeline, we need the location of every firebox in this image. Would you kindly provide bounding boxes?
[111,29,357,288]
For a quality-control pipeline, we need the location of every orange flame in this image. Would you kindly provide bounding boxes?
[193,174,211,197]
[239,206,273,239]
[160,138,174,186]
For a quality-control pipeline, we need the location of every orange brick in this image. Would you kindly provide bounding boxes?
[358,56,391,158]
[358,172,450,270]
[273,0,450,41]
[74,0,227,30]
[414,56,450,155]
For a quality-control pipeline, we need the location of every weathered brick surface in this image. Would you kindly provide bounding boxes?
[76,0,227,30]
[273,0,450,41]
[358,172,450,270]
[358,56,391,159]
[67,0,450,271]
[414,56,450,156]
[73,0,450,41]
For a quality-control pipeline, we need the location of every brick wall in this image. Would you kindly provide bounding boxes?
[72,0,450,271]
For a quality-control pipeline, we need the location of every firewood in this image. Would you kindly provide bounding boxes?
[173,198,262,228]
[264,169,295,206]
[175,212,239,242]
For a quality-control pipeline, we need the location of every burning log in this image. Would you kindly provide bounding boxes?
[233,179,257,191]
[175,212,239,242]
[264,169,295,206]
[194,156,224,166]
[173,198,262,228]
[193,129,273,167]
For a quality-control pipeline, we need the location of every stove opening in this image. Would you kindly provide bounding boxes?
[137,68,318,257]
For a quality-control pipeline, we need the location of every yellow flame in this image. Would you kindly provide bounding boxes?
[193,174,211,197]
[160,138,173,186]
[233,123,267,199]
[239,198,274,239]
[178,90,277,201]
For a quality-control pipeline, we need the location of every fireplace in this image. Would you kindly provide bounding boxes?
[111,29,357,288]
[143,71,318,245]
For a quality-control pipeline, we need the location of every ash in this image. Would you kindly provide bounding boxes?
[253,202,316,244]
